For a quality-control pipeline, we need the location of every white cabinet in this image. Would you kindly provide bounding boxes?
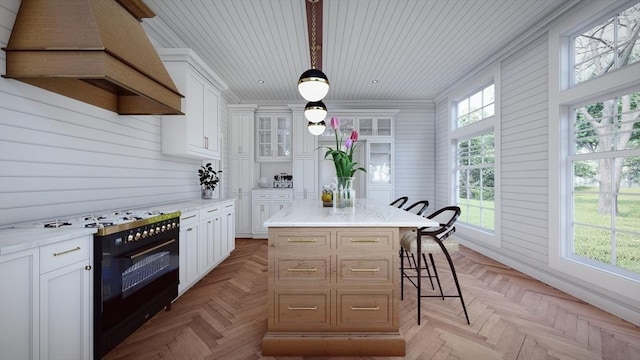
[366,140,394,204]
[159,48,223,160]
[228,105,257,238]
[223,202,236,254]
[199,205,222,272]
[227,157,255,238]
[0,249,39,360]
[178,210,200,295]
[251,189,293,238]
[228,105,256,157]
[357,117,392,137]
[320,116,356,139]
[1,234,93,360]
[293,158,318,201]
[256,114,292,162]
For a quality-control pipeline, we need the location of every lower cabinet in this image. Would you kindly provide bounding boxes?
[178,200,236,296]
[0,234,93,360]
[251,189,293,238]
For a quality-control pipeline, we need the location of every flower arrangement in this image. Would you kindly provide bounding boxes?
[198,163,222,190]
[323,116,366,178]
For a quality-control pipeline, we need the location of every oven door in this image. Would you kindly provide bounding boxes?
[101,234,179,331]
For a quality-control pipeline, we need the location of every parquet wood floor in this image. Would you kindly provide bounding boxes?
[103,238,640,360]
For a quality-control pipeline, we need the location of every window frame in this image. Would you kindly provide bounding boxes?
[449,64,501,247]
[548,0,640,302]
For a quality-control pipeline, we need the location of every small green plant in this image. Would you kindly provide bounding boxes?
[198,163,222,190]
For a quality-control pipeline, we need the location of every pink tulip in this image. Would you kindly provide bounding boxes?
[345,138,353,149]
[350,130,359,142]
[330,116,339,129]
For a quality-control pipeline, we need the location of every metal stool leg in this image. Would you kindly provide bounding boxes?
[426,253,445,300]
[438,244,470,325]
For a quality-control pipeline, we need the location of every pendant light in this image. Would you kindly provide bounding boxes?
[304,101,327,123]
[298,0,329,102]
[308,120,326,136]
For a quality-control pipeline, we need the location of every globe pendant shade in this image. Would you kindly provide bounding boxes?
[298,68,329,101]
[308,120,326,136]
[304,101,327,123]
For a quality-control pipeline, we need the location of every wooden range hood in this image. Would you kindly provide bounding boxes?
[3,0,184,115]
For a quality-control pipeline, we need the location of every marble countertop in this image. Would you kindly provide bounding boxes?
[0,198,236,256]
[264,199,439,228]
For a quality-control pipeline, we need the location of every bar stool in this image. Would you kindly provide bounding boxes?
[389,196,409,208]
[399,206,470,325]
[403,200,429,216]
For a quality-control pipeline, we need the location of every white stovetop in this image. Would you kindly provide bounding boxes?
[264,199,438,228]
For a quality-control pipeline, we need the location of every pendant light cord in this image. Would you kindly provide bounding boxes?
[310,0,317,69]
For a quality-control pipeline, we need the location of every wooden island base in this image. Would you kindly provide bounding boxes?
[262,333,405,356]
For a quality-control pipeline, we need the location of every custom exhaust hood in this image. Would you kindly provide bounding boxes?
[2,0,184,115]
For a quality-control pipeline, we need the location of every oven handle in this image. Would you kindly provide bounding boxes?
[129,239,176,260]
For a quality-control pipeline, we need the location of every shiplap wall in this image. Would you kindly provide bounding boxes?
[393,105,436,205]
[0,1,216,226]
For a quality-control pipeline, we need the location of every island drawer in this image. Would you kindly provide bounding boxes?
[274,255,330,284]
[336,255,393,284]
[271,290,331,331]
[336,289,396,331]
[270,229,331,249]
[335,229,396,250]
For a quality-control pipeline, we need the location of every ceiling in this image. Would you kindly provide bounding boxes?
[143,0,575,103]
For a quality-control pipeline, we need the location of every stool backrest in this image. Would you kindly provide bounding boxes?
[389,196,409,208]
[403,200,429,216]
[419,206,461,239]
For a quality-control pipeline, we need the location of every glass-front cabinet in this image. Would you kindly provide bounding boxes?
[358,117,392,137]
[366,139,394,204]
[320,116,356,139]
[256,114,292,161]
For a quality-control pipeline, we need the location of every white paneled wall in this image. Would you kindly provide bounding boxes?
[0,2,205,226]
[499,34,550,267]
[393,105,436,206]
[434,98,450,210]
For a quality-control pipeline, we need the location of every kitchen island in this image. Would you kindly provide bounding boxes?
[261,199,438,357]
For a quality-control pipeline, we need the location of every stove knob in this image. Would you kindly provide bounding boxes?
[142,230,148,238]
[156,226,161,233]
[149,228,155,235]
[172,222,177,228]
[135,232,141,241]
[128,234,134,242]
[161,225,166,231]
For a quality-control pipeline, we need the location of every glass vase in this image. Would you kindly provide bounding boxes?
[334,177,355,209]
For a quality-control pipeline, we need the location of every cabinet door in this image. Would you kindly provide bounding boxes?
[198,218,212,274]
[229,111,254,156]
[40,259,92,360]
[228,157,254,195]
[256,116,273,159]
[233,192,252,237]
[292,110,317,156]
[275,115,292,159]
[367,141,393,186]
[203,85,220,157]
[252,202,271,237]
[293,157,318,200]
[225,205,236,253]
[187,69,206,151]
[0,249,39,360]
[183,223,200,289]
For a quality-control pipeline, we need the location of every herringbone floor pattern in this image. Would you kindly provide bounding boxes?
[104,239,640,360]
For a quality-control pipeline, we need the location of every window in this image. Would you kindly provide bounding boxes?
[452,82,497,236]
[568,91,640,278]
[572,3,640,85]
[456,132,495,231]
[456,84,495,127]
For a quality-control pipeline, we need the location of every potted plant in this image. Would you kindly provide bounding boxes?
[198,163,222,199]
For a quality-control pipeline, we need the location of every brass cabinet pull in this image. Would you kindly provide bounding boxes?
[351,306,380,311]
[287,267,317,272]
[287,306,318,311]
[350,239,379,243]
[350,268,380,272]
[53,246,80,256]
[287,238,317,243]
[130,239,176,259]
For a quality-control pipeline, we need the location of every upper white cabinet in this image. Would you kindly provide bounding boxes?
[228,105,257,157]
[158,48,225,160]
[256,113,292,162]
[357,117,392,137]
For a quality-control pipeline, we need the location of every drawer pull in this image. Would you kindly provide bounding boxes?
[183,214,197,220]
[287,306,318,311]
[351,306,380,311]
[53,246,81,257]
[350,239,379,243]
[287,238,317,243]
[207,209,218,213]
[350,268,380,272]
[287,267,317,272]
